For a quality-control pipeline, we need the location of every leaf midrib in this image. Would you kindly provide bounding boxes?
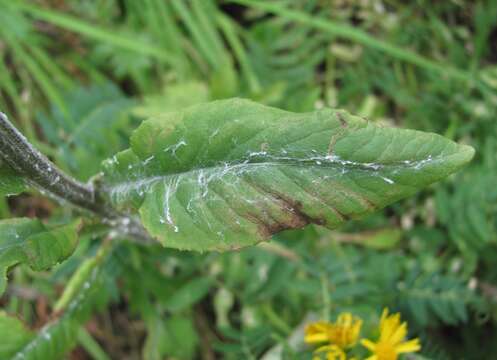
[106,154,444,197]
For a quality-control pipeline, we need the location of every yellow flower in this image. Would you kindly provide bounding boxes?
[305,312,363,349]
[313,344,346,360]
[361,308,421,360]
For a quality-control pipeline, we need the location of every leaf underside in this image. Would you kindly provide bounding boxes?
[0,218,80,295]
[100,98,474,251]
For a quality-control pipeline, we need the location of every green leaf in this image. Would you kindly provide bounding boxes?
[0,162,27,197]
[436,165,497,257]
[399,271,474,326]
[100,98,474,251]
[10,242,115,360]
[324,228,402,249]
[165,277,213,313]
[0,311,34,359]
[133,81,209,119]
[360,228,402,249]
[0,218,81,295]
[144,314,199,360]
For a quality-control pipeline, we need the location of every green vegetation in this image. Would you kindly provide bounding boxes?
[0,0,495,359]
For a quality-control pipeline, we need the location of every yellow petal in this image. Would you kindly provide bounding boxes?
[315,345,334,353]
[326,351,346,360]
[337,312,353,326]
[325,346,346,360]
[306,322,332,334]
[396,338,421,353]
[365,356,378,360]
[389,322,408,345]
[350,320,363,342]
[305,333,329,344]
[380,319,394,339]
[314,344,345,360]
[380,313,402,341]
[361,339,377,351]
[381,308,389,320]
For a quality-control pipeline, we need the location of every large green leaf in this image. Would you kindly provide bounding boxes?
[100,98,474,251]
[0,218,81,295]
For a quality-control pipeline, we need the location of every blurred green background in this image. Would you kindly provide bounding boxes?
[1,0,496,359]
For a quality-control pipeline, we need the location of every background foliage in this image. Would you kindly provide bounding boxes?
[0,0,496,359]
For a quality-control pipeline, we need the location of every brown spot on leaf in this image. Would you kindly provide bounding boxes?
[243,185,328,238]
[245,212,274,239]
[337,112,348,128]
[328,113,349,155]
[327,134,339,156]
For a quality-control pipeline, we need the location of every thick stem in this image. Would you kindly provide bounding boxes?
[0,112,152,242]
[0,112,112,216]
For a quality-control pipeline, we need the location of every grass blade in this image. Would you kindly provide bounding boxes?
[12,1,179,67]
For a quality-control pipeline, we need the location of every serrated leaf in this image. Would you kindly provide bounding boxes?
[0,311,34,358]
[0,218,81,295]
[100,98,474,251]
[0,162,27,197]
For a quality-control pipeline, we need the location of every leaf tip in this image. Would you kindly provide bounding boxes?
[452,143,475,170]
[460,143,475,162]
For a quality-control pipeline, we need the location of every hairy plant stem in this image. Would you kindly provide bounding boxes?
[0,112,106,214]
[0,112,151,242]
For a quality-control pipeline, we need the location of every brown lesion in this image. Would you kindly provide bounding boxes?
[244,212,276,239]
[327,134,340,156]
[328,112,349,156]
[337,112,348,128]
[269,187,349,225]
[330,181,377,213]
[243,185,328,239]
